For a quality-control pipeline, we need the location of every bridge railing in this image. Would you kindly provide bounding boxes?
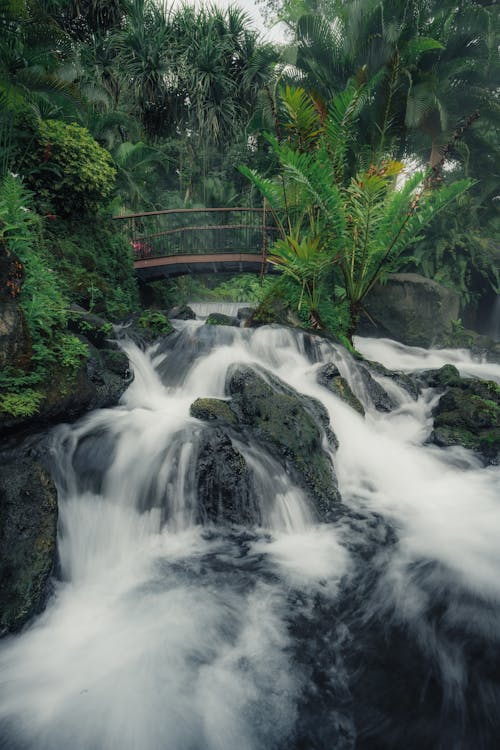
[113,207,282,261]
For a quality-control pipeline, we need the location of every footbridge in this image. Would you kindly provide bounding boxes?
[113,207,281,279]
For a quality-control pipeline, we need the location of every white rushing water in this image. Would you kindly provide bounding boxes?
[0,326,499,750]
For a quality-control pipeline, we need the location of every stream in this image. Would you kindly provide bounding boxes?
[1,321,499,750]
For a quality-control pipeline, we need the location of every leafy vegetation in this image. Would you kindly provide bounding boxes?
[26,120,116,215]
[241,84,471,339]
[0,0,498,417]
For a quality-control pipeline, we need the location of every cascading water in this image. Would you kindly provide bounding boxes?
[1,322,499,750]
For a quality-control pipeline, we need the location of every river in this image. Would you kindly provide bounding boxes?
[1,321,499,750]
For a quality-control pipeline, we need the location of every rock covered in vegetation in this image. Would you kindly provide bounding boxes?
[317,363,365,416]
[0,324,132,434]
[205,312,239,327]
[167,304,196,320]
[360,273,460,347]
[0,451,57,634]
[430,376,500,464]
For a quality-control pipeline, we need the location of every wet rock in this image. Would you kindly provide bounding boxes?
[358,365,397,412]
[196,428,258,526]
[0,453,57,634]
[0,342,132,435]
[362,360,420,400]
[190,398,236,424]
[416,364,462,389]
[168,304,196,320]
[205,312,239,327]
[430,376,500,464]
[237,306,254,320]
[0,300,32,370]
[317,363,365,416]
[244,296,302,329]
[359,273,460,347]
[227,365,341,521]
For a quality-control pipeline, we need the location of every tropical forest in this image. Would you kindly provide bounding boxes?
[0,1,499,748]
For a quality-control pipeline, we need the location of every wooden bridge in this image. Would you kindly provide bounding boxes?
[113,207,281,279]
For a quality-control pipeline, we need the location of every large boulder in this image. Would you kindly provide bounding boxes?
[227,366,341,521]
[359,273,460,347]
[189,367,341,522]
[0,452,58,634]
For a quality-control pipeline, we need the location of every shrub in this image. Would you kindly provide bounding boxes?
[138,310,172,334]
[26,120,116,215]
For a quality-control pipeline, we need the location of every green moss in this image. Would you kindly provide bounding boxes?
[432,376,500,461]
[190,398,236,424]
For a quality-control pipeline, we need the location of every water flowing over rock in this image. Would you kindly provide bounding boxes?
[1,324,500,750]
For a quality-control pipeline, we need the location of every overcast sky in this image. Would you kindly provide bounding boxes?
[170,0,286,42]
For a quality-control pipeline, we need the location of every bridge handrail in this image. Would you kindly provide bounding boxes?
[113,207,267,220]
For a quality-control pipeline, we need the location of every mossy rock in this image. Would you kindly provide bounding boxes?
[0,456,58,634]
[190,398,237,424]
[138,310,173,335]
[205,312,239,327]
[167,304,196,320]
[227,365,341,521]
[417,364,462,389]
[317,363,365,416]
[431,376,500,463]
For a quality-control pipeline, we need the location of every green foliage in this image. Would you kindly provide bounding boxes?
[0,389,44,417]
[138,309,172,334]
[0,173,89,414]
[26,120,116,214]
[47,217,139,320]
[242,83,472,339]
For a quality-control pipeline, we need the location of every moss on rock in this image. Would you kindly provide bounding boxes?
[205,313,239,327]
[190,398,237,424]
[431,376,500,463]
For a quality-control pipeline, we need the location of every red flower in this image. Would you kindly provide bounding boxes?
[43,143,52,163]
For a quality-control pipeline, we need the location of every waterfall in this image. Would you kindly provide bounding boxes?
[0,324,499,750]
[188,301,251,318]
